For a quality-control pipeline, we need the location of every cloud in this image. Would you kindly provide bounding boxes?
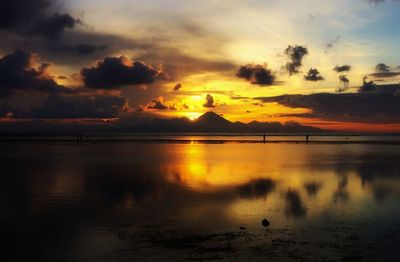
[33,13,80,39]
[370,63,400,78]
[376,63,391,73]
[0,0,237,79]
[325,35,340,53]
[359,76,377,92]
[236,64,275,85]
[203,94,215,108]
[0,49,75,98]
[18,94,130,119]
[304,68,324,81]
[0,0,49,31]
[0,0,111,63]
[81,56,161,89]
[254,85,400,123]
[333,65,351,72]
[359,77,400,94]
[283,45,309,75]
[336,75,350,93]
[147,97,175,110]
[173,83,182,91]
[0,1,81,39]
[47,43,108,55]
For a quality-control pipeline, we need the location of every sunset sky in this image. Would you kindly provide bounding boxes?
[1,0,400,132]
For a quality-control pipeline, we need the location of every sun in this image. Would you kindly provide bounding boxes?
[187,112,202,121]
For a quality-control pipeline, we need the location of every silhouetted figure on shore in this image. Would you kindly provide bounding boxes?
[76,133,84,143]
[263,134,266,143]
[306,134,309,144]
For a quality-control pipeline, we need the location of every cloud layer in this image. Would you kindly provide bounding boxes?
[81,56,161,89]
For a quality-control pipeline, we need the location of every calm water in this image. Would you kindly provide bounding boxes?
[1,141,400,261]
[2,133,400,143]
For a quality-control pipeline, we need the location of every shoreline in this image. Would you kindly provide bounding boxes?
[1,138,400,145]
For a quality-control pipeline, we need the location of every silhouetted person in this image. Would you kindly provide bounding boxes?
[263,134,266,143]
[306,134,309,143]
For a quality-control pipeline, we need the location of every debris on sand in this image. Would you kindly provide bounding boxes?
[239,226,247,230]
[262,219,270,227]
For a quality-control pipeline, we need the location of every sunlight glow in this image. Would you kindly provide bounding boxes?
[187,112,202,121]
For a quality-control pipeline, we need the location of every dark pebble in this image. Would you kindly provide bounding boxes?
[262,219,270,227]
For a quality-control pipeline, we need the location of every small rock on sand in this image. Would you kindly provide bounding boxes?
[262,219,270,227]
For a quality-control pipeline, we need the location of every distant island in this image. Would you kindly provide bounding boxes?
[0,112,322,134]
[116,112,322,133]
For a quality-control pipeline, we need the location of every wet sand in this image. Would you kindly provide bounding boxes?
[110,221,400,262]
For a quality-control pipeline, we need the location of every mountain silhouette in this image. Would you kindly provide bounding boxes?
[0,112,323,133]
[196,112,232,126]
[117,111,322,133]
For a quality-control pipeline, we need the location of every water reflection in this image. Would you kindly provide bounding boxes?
[1,143,400,260]
[285,189,307,218]
[333,168,350,202]
[237,179,275,199]
[303,182,322,197]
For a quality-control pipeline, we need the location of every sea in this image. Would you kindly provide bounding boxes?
[1,134,400,261]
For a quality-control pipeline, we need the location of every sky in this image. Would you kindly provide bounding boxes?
[1,0,400,132]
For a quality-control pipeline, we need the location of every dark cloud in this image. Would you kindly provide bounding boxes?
[0,1,236,78]
[21,94,129,119]
[370,63,400,78]
[81,56,160,89]
[0,0,111,62]
[376,63,391,73]
[336,75,350,93]
[304,68,324,81]
[147,97,174,110]
[47,43,107,55]
[236,64,275,85]
[0,49,75,98]
[0,1,81,39]
[374,72,400,78]
[203,94,215,108]
[359,76,377,92]
[359,77,400,94]
[135,105,145,112]
[33,13,80,39]
[254,85,400,123]
[333,65,351,72]
[173,83,182,91]
[325,35,340,53]
[284,45,309,75]
[0,0,50,31]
